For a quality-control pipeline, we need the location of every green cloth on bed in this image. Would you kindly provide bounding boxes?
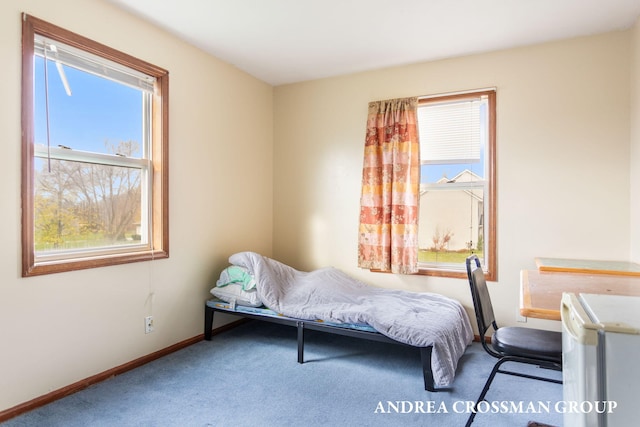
[216,265,256,290]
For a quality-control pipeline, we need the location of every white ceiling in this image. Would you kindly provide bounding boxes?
[106,0,640,86]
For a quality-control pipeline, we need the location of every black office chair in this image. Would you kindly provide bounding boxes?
[465,255,562,426]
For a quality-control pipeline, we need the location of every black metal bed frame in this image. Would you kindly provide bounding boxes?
[204,301,440,392]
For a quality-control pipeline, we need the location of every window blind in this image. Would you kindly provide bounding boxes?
[34,35,155,93]
[418,98,483,164]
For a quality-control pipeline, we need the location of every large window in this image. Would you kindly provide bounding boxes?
[21,15,169,276]
[417,90,496,280]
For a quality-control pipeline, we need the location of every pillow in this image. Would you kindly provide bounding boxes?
[216,265,257,291]
[210,283,262,307]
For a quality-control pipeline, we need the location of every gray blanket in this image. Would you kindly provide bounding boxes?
[229,251,473,386]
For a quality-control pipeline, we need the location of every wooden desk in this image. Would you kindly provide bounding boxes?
[520,270,640,320]
[535,257,640,276]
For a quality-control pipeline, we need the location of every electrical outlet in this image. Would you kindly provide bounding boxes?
[145,316,154,334]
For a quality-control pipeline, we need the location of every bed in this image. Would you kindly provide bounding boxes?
[204,299,440,390]
[204,251,473,391]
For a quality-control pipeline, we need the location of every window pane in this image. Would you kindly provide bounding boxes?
[34,158,144,254]
[34,56,144,158]
[418,186,485,266]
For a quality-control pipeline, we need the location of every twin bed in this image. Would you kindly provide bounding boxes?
[204,252,473,391]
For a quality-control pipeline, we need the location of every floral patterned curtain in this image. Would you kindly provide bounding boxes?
[358,97,420,274]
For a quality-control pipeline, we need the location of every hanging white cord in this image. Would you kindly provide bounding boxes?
[146,156,155,317]
[144,173,155,317]
[43,45,52,173]
[145,91,155,263]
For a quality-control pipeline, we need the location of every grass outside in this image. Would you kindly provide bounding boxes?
[418,249,483,263]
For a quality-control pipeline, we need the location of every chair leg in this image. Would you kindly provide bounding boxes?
[465,357,562,426]
[465,358,504,427]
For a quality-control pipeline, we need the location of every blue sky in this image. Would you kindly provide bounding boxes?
[34,57,143,157]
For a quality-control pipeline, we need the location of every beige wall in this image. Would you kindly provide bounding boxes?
[631,17,640,261]
[0,0,273,412]
[274,31,632,332]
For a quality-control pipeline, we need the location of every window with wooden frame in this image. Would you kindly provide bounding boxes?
[21,14,169,276]
[416,89,496,280]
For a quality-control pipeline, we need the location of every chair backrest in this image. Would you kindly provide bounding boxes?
[466,255,498,338]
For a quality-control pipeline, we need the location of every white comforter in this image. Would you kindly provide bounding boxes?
[229,252,473,387]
